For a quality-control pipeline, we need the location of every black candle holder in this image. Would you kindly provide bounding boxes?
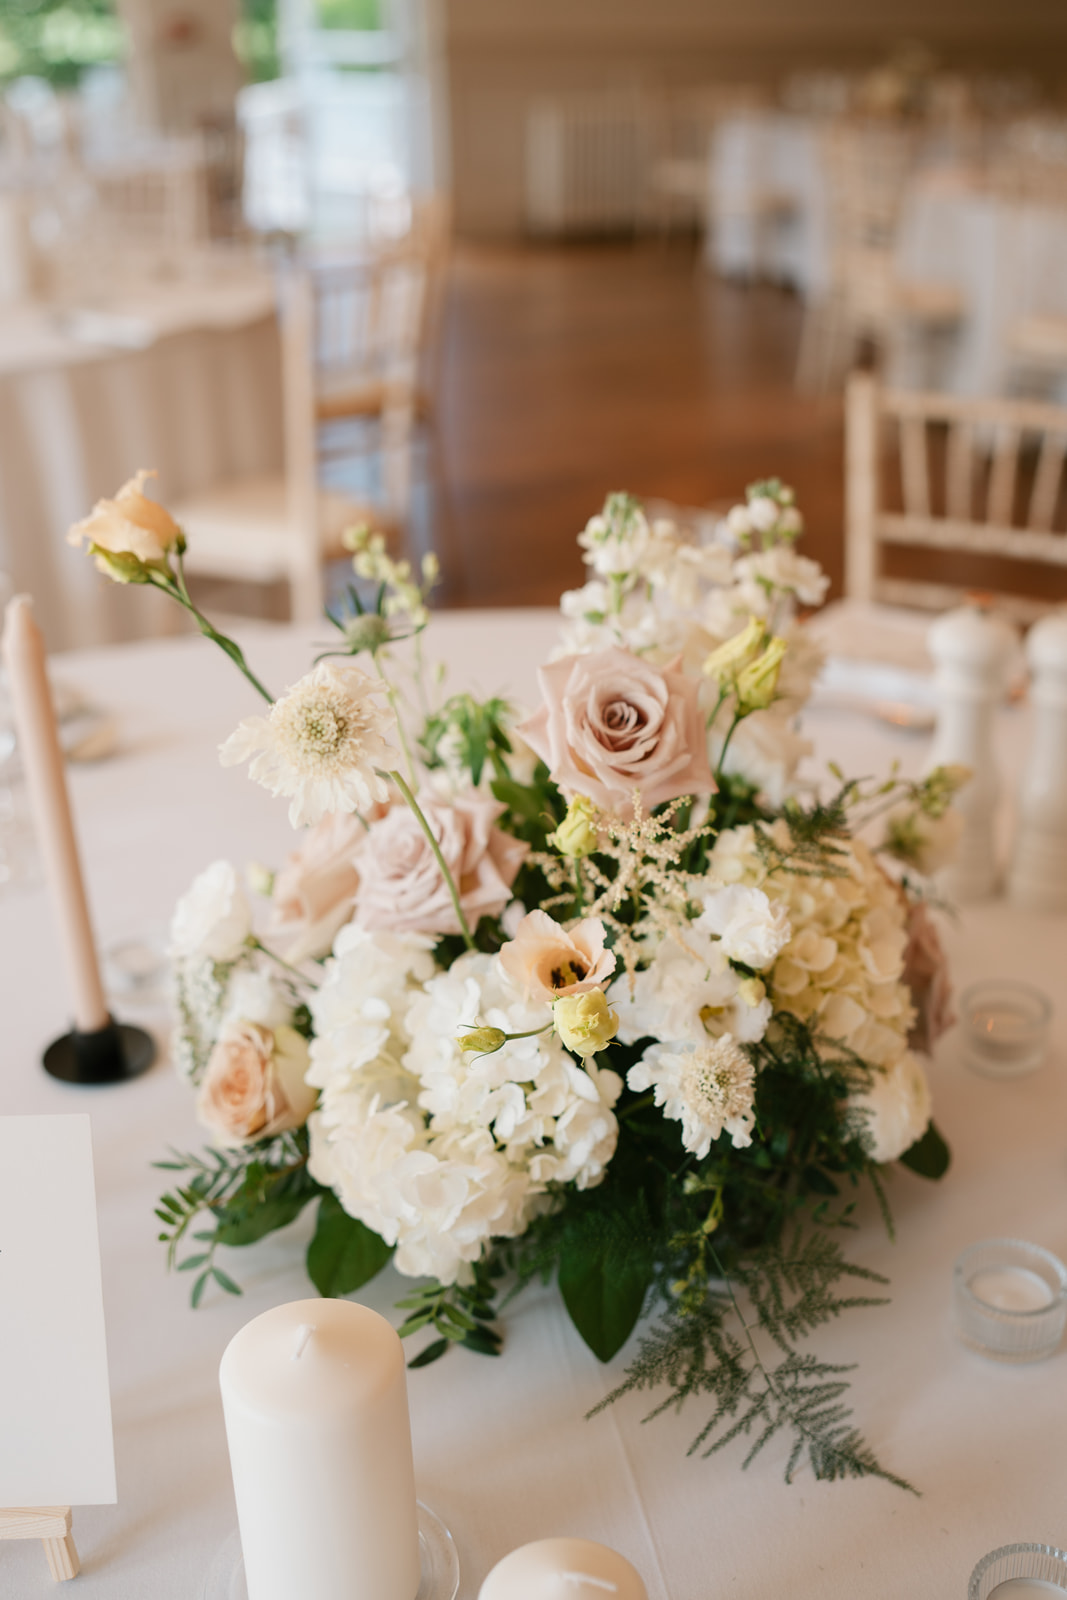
[43,1016,156,1085]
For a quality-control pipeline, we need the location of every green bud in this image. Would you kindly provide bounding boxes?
[548,794,601,858]
[343,613,392,655]
[703,616,766,687]
[89,544,153,585]
[456,1027,507,1056]
[735,636,787,714]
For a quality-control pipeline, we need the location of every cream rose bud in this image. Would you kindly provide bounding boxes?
[67,468,182,572]
[270,810,367,961]
[553,990,619,1057]
[518,645,715,818]
[197,1021,316,1145]
[548,795,601,858]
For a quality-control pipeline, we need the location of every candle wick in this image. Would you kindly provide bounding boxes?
[291,1323,316,1361]
[562,1578,617,1593]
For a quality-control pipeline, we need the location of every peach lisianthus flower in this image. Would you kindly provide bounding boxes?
[499,909,615,1002]
[353,793,528,937]
[68,468,182,578]
[197,1020,316,1146]
[518,646,714,818]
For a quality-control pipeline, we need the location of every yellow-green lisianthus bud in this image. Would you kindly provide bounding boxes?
[553,989,618,1058]
[456,1026,507,1056]
[735,636,787,714]
[548,794,601,858]
[702,616,766,687]
[737,976,766,1009]
[89,544,153,584]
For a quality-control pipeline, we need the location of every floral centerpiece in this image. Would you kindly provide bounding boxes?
[71,474,962,1488]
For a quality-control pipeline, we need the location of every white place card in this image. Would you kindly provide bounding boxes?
[0,1114,117,1505]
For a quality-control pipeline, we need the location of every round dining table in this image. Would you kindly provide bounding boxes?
[1,607,1065,1599]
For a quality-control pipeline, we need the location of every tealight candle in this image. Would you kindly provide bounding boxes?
[960,980,1051,1079]
[954,1241,1067,1362]
[478,1538,648,1600]
[970,1545,1067,1600]
[988,1583,1066,1597]
[219,1298,421,1600]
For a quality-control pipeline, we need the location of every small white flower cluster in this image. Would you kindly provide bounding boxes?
[723,480,804,547]
[709,822,931,1162]
[615,879,790,1158]
[169,861,297,1082]
[307,929,621,1285]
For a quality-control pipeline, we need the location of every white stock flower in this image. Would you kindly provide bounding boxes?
[222,966,294,1030]
[170,860,251,963]
[847,1051,932,1164]
[735,546,829,608]
[629,1035,757,1158]
[614,927,771,1049]
[219,661,394,828]
[697,884,791,971]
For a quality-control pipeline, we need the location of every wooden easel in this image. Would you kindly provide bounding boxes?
[0,1507,80,1580]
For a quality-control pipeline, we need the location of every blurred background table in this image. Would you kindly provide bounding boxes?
[0,610,1065,1598]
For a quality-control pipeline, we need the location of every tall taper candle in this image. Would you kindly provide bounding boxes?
[1,596,109,1031]
[219,1299,422,1600]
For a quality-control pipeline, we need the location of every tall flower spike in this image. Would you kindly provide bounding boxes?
[220,661,395,827]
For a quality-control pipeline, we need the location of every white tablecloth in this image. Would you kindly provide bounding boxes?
[0,268,282,654]
[894,173,1067,396]
[1,610,1066,1599]
[706,112,831,298]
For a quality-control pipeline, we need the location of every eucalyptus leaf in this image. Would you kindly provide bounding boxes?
[307,1193,393,1298]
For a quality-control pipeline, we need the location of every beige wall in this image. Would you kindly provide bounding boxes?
[117,0,244,133]
[444,0,1067,236]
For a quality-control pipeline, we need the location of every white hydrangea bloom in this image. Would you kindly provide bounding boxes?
[307,947,620,1285]
[846,1050,932,1163]
[629,1035,757,1158]
[707,823,916,1075]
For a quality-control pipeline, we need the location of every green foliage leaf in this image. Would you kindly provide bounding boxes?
[558,1231,652,1363]
[407,1337,450,1369]
[215,1190,313,1247]
[307,1193,393,1298]
[898,1121,951,1180]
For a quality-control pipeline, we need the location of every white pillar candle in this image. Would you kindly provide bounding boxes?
[1,595,109,1032]
[1008,612,1067,911]
[219,1298,421,1600]
[478,1538,647,1600]
[927,605,1016,903]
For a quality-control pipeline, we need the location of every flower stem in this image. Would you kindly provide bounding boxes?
[715,710,745,783]
[248,936,319,988]
[371,651,418,789]
[384,767,476,951]
[155,557,274,704]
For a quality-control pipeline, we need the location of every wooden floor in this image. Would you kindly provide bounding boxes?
[421,240,845,609]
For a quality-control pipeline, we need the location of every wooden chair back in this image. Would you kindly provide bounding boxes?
[846,371,1067,619]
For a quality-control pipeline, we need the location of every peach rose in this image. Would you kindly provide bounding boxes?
[197,1021,316,1145]
[353,793,528,936]
[902,902,956,1055]
[68,469,182,568]
[518,646,714,817]
[271,811,371,961]
[499,909,616,1002]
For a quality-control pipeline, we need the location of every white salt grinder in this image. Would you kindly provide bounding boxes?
[1008,612,1067,911]
[927,605,1016,903]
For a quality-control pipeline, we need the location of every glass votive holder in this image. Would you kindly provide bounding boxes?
[960,980,1052,1079]
[969,1542,1067,1598]
[954,1239,1067,1362]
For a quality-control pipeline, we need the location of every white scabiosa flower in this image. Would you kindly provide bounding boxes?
[629,1034,757,1158]
[219,661,395,827]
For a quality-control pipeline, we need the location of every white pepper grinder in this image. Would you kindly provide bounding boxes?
[927,604,1016,902]
[1008,611,1067,912]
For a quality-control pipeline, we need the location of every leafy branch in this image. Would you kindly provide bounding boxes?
[396,1256,505,1367]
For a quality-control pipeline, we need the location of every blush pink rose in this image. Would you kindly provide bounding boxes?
[903,902,956,1055]
[197,1021,316,1145]
[270,810,372,961]
[518,646,714,816]
[499,909,616,1001]
[353,793,528,936]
